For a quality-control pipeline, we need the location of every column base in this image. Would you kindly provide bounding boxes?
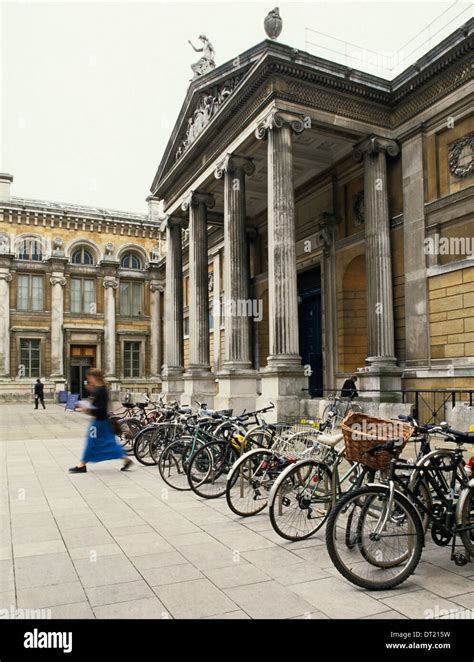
[256,365,307,422]
[357,362,403,402]
[161,368,184,403]
[181,370,216,408]
[214,370,257,414]
[50,377,67,393]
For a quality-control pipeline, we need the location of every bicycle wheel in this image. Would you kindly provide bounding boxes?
[150,423,183,464]
[133,425,160,466]
[325,485,423,590]
[321,406,339,432]
[226,448,287,517]
[269,459,333,541]
[187,440,239,499]
[458,485,474,555]
[112,417,142,451]
[158,437,195,491]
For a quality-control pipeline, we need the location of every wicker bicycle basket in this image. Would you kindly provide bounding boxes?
[341,412,413,470]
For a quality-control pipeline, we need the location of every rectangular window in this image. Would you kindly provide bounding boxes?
[120,282,143,316]
[20,339,40,377]
[17,275,43,311]
[123,341,140,377]
[71,278,95,313]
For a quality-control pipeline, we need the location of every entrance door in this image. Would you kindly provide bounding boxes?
[298,268,323,397]
[70,346,96,398]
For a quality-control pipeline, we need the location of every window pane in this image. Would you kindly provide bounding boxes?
[83,279,95,314]
[71,279,81,313]
[31,241,42,261]
[83,250,93,265]
[131,283,142,316]
[132,342,140,376]
[31,276,43,311]
[120,282,130,315]
[17,275,29,310]
[20,339,40,377]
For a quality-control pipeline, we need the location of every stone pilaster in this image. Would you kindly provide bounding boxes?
[254,109,310,419]
[180,192,216,406]
[0,253,13,378]
[353,135,402,400]
[101,260,119,381]
[161,216,184,401]
[48,256,68,386]
[212,251,221,374]
[149,280,164,378]
[214,155,257,412]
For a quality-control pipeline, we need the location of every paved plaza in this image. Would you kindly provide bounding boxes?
[1,404,474,620]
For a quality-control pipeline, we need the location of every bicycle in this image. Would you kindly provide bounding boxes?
[325,425,474,590]
[321,392,362,432]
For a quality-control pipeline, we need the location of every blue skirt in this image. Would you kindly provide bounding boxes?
[81,418,126,463]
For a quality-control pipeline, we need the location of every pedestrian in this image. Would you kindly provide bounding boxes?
[34,378,46,409]
[69,368,133,474]
[340,374,358,399]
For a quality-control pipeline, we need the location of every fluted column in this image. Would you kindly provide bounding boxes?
[50,275,66,377]
[149,280,164,377]
[256,109,308,367]
[215,154,255,369]
[354,136,399,366]
[162,217,184,375]
[102,276,118,377]
[181,191,214,372]
[0,255,12,377]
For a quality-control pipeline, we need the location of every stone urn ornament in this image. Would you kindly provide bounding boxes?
[264,7,283,40]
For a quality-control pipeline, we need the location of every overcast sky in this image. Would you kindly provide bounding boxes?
[1,0,471,213]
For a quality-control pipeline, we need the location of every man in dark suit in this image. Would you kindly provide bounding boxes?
[340,375,358,399]
[34,379,46,409]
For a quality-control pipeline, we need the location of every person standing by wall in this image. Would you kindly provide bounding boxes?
[34,379,46,409]
[340,374,359,399]
[69,368,133,474]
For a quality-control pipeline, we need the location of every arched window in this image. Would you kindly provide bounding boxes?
[17,237,43,261]
[121,253,142,270]
[72,248,94,265]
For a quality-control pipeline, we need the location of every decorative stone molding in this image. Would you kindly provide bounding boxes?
[214,154,255,179]
[353,191,365,225]
[149,282,164,293]
[0,273,12,283]
[255,108,310,140]
[49,276,66,287]
[353,136,400,161]
[181,191,215,212]
[207,272,214,292]
[448,132,474,179]
[102,279,119,290]
[104,241,115,256]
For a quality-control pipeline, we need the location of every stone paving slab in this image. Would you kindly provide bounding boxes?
[1,404,474,619]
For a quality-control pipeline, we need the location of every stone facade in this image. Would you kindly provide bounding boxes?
[151,20,474,419]
[0,179,165,400]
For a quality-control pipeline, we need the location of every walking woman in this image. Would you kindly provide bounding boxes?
[69,368,133,474]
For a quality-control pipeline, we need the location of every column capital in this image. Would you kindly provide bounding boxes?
[149,282,164,293]
[159,214,186,232]
[102,278,118,290]
[353,135,399,162]
[49,276,66,287]
[0,273,12,283]
[214,154,255,179]
[181,191,215,213]
[255,108,310,141]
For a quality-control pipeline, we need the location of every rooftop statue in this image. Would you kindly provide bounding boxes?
[188,35,216,80]
[264,7,283,40]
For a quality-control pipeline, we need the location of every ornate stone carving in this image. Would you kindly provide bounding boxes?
[181,191,215,212]
[49,276,66,287]
[0,273,12,283]
[214,154,255,179]
[104,241,114,256]
[188,35,215,80]
[448,132,474,179]
[175,75,243,161]
[0,233,10,254]
[264,7,283,40]
[53,236,63,250]
[353,136,400,161]
[208,272,214,292]
[149,282,164,293]
[103,279,118,290]
[255,108,310,140]
[353,191,365,225]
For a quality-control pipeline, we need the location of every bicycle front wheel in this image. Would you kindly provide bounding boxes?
[158,437,194,491]
[269,459,333,541]
[187,440,239,499]
[325,485,423,590]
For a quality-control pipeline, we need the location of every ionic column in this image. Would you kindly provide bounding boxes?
[256,109,308,367]
[102,277,118,378]
[0,256,13,377]
[181,191,214,372]
[149,281,164,377]
[353,136,399,366]
[162,217,184,376]
[215,155,255,369]
[50,275,66,377]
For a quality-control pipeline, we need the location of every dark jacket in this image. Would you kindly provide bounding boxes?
[341,379,358,399]
[90,385,109,420]
[34,382,44,397]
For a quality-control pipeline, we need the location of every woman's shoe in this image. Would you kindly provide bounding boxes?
[69,466,87,473]
[121,459,133,471]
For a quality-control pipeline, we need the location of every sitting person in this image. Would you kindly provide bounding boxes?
[340,375,358,399]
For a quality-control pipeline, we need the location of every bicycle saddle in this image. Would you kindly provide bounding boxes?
[122,402,135,408]
[317,432,344,446]
[137,402,148,409]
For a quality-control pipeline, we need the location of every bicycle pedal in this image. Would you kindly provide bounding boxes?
[452,552,468,567]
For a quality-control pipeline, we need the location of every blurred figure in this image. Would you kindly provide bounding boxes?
[69,368,132,474]
[340,374,358,399]
[34,379,46,410]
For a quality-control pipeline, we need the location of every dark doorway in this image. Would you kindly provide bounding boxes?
[70,346,95,398]
[298,267,323,397]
